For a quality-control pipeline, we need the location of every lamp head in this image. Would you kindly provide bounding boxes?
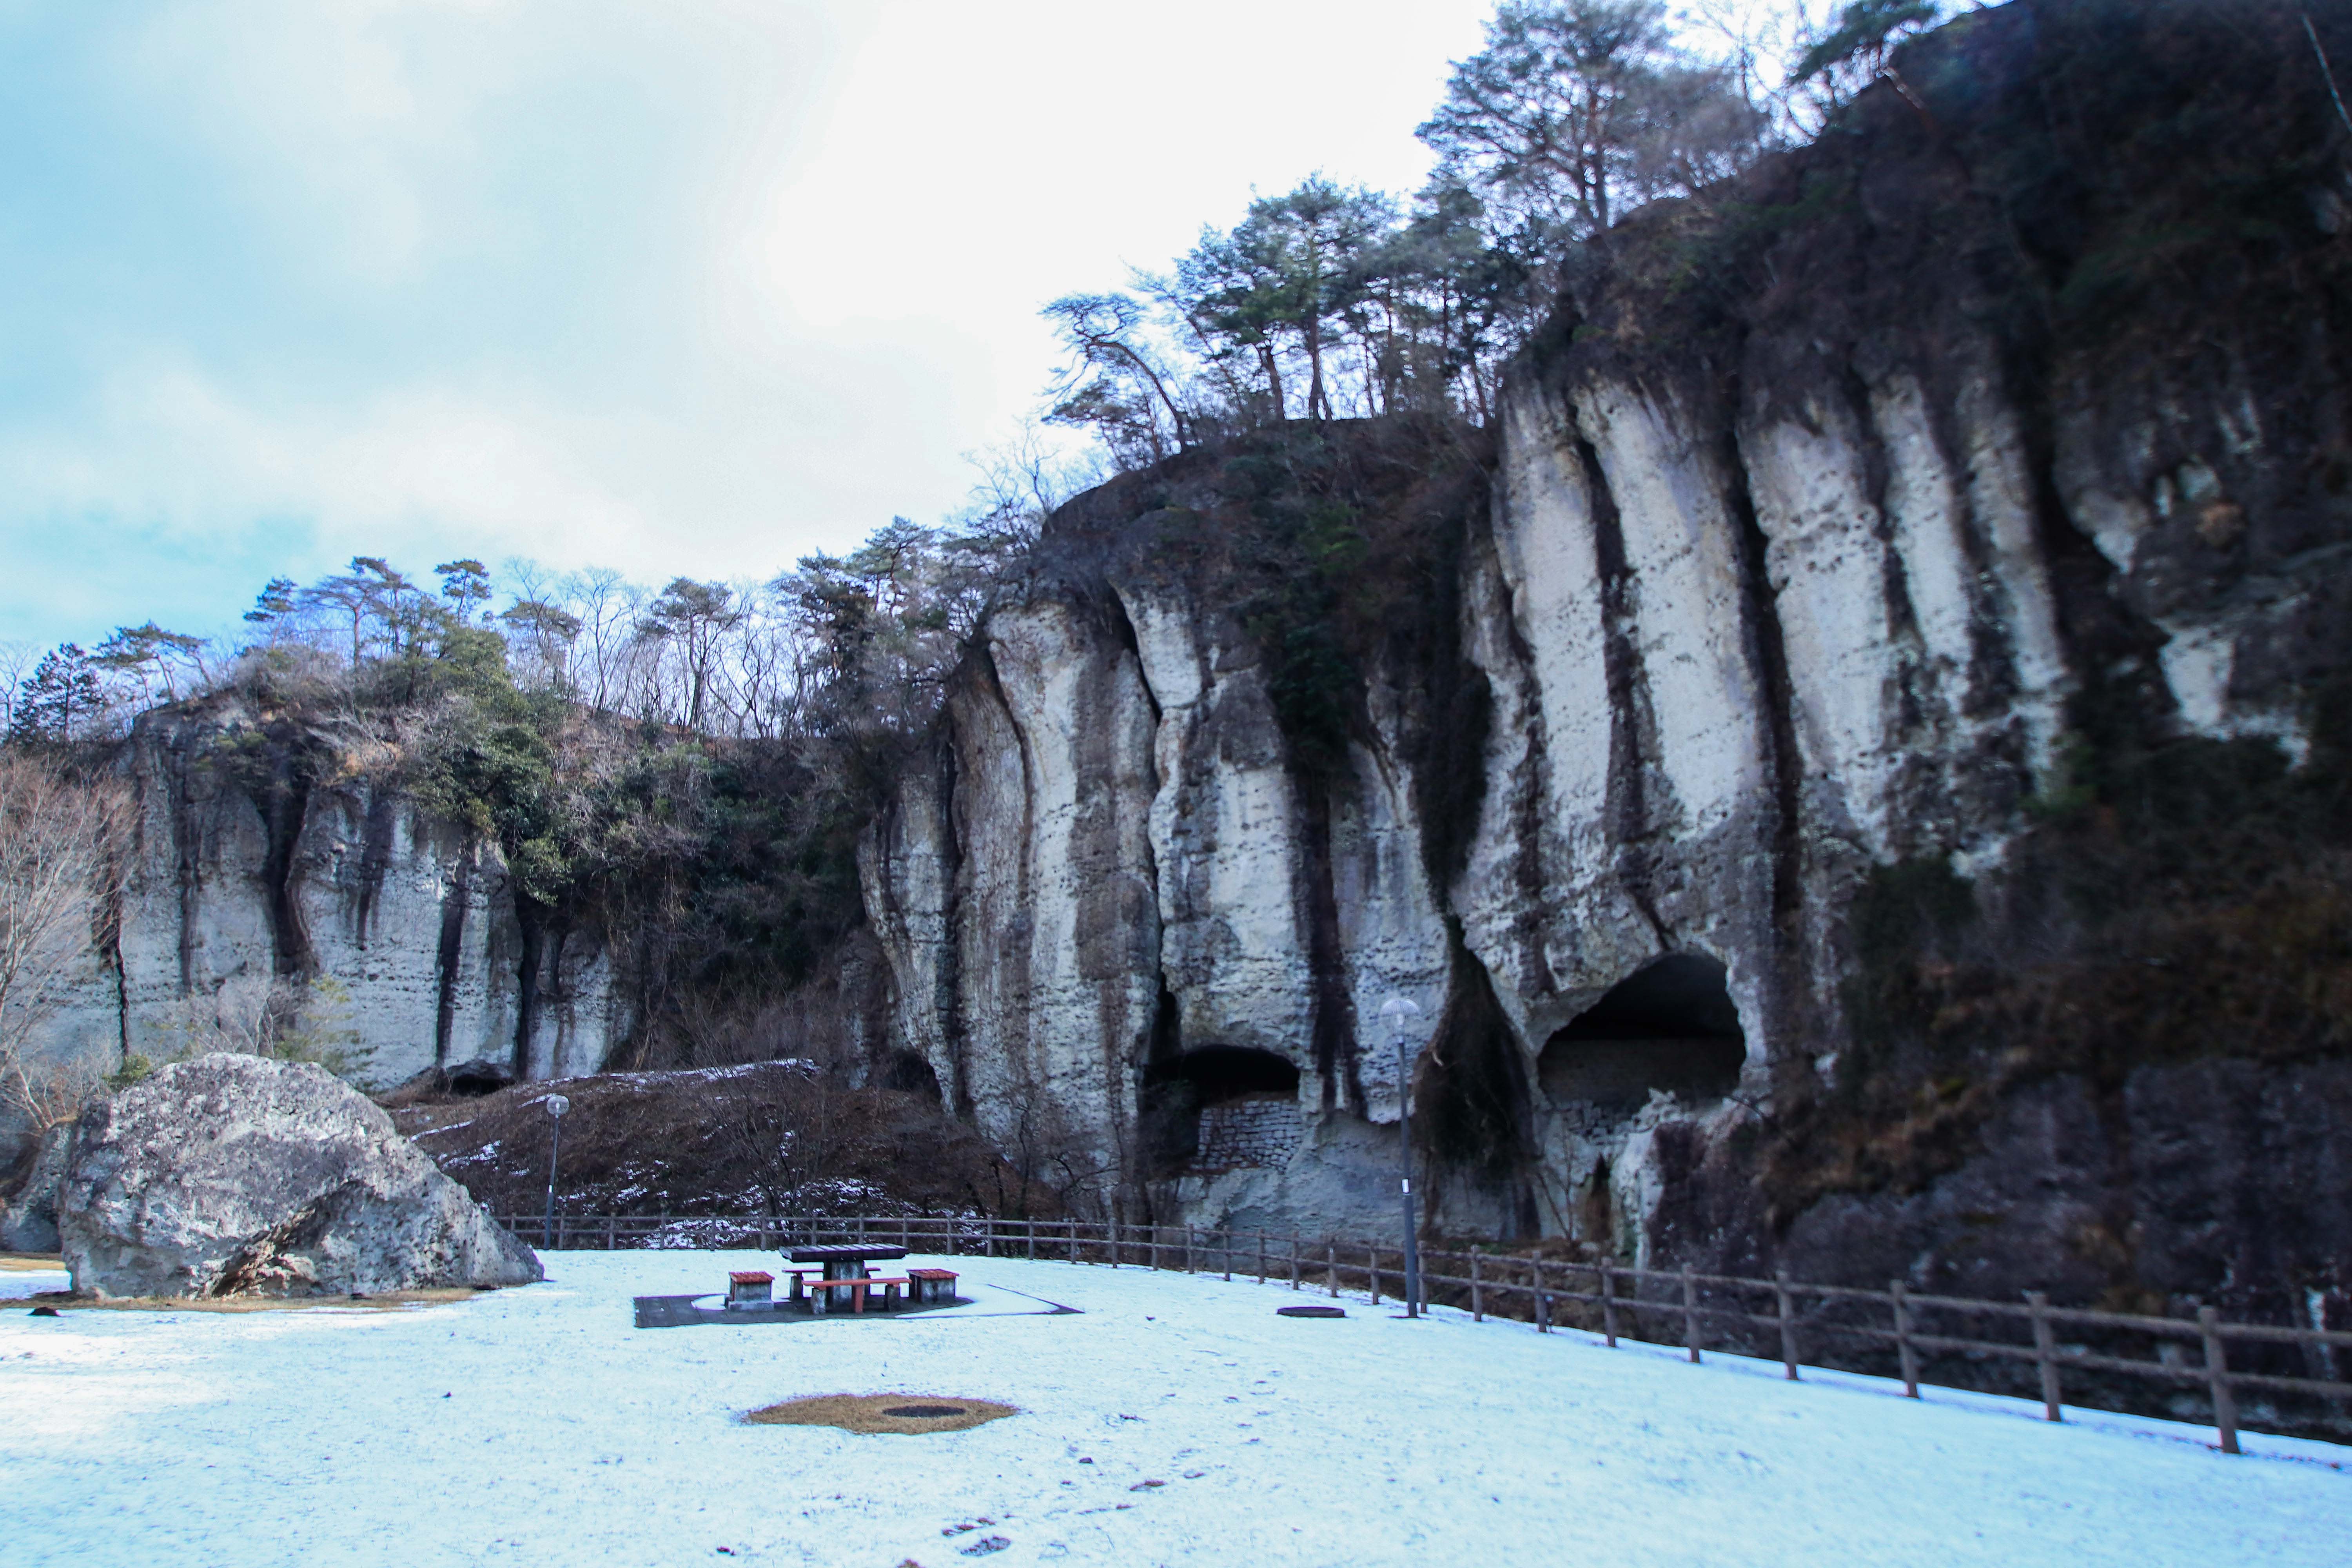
[1378,995,1422,1026]
[544,1094,570,1119]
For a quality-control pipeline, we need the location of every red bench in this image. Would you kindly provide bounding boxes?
[808,1276,911,1314]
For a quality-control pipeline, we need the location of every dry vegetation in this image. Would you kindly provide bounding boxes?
[389,1061,1057,1220]
[742,1393,1016,1435]
[0,752,126,1136]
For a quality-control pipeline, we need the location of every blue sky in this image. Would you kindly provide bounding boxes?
[0,0,1495,652]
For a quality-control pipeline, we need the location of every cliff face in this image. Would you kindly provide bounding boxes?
[25,698,624,1131]
[861,0,2352,1318]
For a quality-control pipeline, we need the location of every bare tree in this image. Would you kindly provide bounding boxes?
[144,971,376,1085]
[0,753,125,1130]
[0,643,38,737]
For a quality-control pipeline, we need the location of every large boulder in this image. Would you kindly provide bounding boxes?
[1,1122,72,1252]
[58,1053,542,1298]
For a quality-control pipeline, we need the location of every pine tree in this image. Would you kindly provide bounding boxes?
[6,645,105,748]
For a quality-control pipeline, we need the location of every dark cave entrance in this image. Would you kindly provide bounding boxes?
[1538,953,1747,1116]
[1141,1047,1302,1173]
[878,1050,944,1107]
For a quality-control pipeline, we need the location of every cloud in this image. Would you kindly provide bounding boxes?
[0,0,1495,650]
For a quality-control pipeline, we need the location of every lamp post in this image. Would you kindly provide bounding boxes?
[1379,995,1423,1318]
[543,1093,570,1246]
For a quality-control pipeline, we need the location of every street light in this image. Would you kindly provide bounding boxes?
[1379,995,1423,1318]
[543,1093,571,1246]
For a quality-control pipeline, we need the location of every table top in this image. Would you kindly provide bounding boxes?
[787,1244,910,1263]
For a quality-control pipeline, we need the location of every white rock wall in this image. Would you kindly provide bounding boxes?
[9,703,624,1167]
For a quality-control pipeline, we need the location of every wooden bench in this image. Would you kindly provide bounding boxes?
[907,1268,959,1305]
[807,1276,912,1314]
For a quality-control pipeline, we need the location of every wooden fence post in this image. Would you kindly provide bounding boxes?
[1682,1267,1702,1364]
[1470,1252,1483,1322]
[1223,1232,1232,1283]
[1290,1234,1301,1290]
[1370,1246,1382,1306]
[1775,1271,1800,1381]
[2028,1292,2062,1422]
[606,1216,618,1251]
[1600,1265,1619,1347]
[1258,1232,1268,1285]
[1185,1226,1196,1274]
[1891,1281,1920,1398]
[2200,1307,2241,1455]
[1328,1240,1339,1298]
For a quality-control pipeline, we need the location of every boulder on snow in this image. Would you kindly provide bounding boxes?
[1,1122,73,1253]
[58,1053,542,1299]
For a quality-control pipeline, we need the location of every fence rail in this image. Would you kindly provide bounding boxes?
[495,1211,2352,1455]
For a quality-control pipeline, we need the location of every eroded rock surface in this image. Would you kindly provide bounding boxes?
[0,1122,73,1253]
[59,1053,541,1298]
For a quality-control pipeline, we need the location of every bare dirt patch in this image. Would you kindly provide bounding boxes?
[388,1063,1046,1219]
[743,1392,1016,1435]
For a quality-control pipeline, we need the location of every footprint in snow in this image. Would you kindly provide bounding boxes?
[958,1537,1012,1556]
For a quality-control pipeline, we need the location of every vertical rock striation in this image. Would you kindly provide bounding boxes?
[15,697,624,1147]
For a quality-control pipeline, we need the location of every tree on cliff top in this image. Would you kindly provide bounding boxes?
[1417,0,1767,239]
[5,646,106,750]
[1789,0,1943,107]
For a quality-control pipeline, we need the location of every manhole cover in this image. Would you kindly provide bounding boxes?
[1277,1305,1347,1318]
[883,1404,968,1418]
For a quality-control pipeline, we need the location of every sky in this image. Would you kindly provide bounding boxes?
[0,0,1502,652]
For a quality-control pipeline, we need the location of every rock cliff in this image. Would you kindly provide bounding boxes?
[20,696,624,1139]
[860,0,2352,1323]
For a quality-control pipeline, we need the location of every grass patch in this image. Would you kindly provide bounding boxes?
[743,1392,1016,1435]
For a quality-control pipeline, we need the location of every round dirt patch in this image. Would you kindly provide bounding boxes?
[744,1393,1015,1435]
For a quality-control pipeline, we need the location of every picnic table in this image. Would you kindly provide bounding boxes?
[786,1244,909,1280]
[786,1244,912,1314]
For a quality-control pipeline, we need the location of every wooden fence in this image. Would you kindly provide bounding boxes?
[497,1211,2352,1455]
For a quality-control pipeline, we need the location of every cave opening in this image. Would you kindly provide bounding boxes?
[878,1049,944,1107]
[1538,953,1746,1116]
[1140,1046,1302,1173]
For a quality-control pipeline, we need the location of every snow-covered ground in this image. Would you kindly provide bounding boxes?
[4,1250,2348,1566]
